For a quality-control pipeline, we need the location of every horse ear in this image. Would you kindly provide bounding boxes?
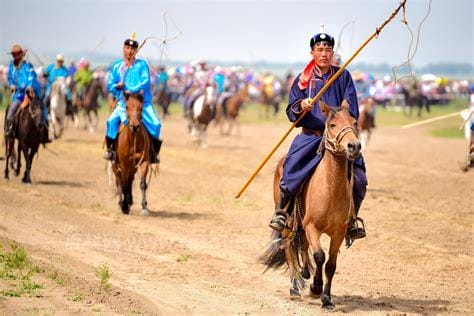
[319,100,331,116]
[341,99,350,111]
[124,91,130,101]
[26,87,35,99]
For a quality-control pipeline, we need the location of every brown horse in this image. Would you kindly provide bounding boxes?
[112,93,151,215]
[358,97,376,150]
[188,86,216,148]
[4,87,43,183]
[261,101,362,310]
[216,84,248,136]
[74,77,106,132]
[155,85,172,118]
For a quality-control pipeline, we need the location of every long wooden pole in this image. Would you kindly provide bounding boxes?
[235,0,407,199]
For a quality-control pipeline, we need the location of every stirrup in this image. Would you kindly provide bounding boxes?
[104,150,116,161]
[269,213,287,231]
[345,217,366,248]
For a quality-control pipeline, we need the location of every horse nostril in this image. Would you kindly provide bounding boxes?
[347,141,361,153]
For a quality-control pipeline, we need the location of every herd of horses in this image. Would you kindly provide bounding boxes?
[2,73,377,309]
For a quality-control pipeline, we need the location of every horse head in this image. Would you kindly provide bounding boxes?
[125,92,144,133]
[52,77,67,96]
[320,100,361,160]
[204,85,215,106]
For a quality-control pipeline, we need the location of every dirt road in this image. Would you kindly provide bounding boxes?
[0,115,472,315]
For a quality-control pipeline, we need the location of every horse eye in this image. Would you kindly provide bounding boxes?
[330,123,336,128]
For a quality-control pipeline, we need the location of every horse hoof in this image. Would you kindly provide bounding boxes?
[121,207,130,215]
[322,302,335,311]
[289,289,301,300]
[322,295,335,310]
[141,208,150,216]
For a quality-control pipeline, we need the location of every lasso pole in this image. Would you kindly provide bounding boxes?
[235,0,407,199]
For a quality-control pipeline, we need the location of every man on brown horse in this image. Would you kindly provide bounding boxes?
[104,34,162,164]
[268,33,367,245]
[4,44,49,144]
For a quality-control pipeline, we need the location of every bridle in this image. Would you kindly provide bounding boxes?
[323,117,359,156]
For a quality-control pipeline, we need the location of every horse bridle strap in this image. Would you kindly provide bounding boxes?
[324,125,358,156]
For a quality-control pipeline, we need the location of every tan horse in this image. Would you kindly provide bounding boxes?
[216,84,248,136]
[112,93,151,215]
[261,100,362,310]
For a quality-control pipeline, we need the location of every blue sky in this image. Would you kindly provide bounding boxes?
[1,0,472,66]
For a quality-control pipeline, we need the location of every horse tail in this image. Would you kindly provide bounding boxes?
[259,230,287,271]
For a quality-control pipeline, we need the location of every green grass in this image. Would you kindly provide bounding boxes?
[176,254,190,263]
[0,242,44,297]
[94,263,112,292]
[70,293,84,302]
[48,270,65,286]
[375,98,467,128]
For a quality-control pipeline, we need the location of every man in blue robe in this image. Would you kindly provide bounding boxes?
[104,34,162,164]
[5,44,50,143]
[44,54,73,113]
[269,33,367,244]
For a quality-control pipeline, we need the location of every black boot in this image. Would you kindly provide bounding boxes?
[269,187,292,231]
[345,201,366,247]
[40,122,51,144]
[104,137,116,161]
[150,138,162,164]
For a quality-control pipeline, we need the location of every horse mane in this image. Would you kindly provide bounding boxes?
[126,92,144,104]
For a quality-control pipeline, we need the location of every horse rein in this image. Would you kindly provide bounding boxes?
[124,110,148,169]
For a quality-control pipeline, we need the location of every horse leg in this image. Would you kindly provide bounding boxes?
[4,138,12,179]
[125,181,133,209]
[321,234,345,310]
[305,224,324,298]
[284,237,302,299]
[300,237,311,280]
[139,163,150,216]
[116,181,125,212]
[14,140,21,176]
[201,127,208,149]
[83,110,88,130]
[92,109,99,133]
[21,145,31,183]
[226,118,233,136]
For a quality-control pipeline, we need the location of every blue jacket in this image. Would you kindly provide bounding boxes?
[8,60,42,102]
[45,64,69,89]
[107,58,152,107]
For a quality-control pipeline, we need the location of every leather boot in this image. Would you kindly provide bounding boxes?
[41,122,51,144]
[345,201,367,247]
[150,138,162,164]
[269,187,292,231]
[104,137,116,161]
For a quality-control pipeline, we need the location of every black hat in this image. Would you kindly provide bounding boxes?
[310,33,335,49]
[124,32,139,48]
